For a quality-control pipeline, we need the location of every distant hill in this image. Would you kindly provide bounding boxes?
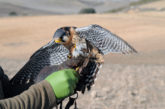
[0,0,140,16]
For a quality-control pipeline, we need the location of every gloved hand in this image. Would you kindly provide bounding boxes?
[45,69,79,99]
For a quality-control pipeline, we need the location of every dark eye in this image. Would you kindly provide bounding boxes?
[60,36,65,42]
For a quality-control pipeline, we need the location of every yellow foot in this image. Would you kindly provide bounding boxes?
[75,67,80,72]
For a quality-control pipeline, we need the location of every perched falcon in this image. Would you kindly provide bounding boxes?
[52,24,137,92]
[8,24,137,98]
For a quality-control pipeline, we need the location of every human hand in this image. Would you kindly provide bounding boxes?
[45,69,79,99]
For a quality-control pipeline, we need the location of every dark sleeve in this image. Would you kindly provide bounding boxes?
[0,81,4,99]
[0,80,57,109]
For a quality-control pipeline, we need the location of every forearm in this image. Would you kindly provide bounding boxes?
[0,80,56,109]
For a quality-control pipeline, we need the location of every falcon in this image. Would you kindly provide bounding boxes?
[52,24,137,92]
[8,24,137,98]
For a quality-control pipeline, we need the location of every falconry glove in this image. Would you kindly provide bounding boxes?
[45,69,79,99]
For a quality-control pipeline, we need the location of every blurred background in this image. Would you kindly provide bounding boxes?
[0,0,165,109]
[0,0,161,16]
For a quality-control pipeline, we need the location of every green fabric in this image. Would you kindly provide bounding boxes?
[45,69,79,99]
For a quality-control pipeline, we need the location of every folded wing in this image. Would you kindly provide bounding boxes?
[10,41,69,85]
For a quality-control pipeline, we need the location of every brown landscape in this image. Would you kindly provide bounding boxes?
[0,0,165,109]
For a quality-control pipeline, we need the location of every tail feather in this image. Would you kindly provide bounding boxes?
[76,61,101,93]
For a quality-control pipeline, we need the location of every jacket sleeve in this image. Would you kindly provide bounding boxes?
[0,80,57,109]
[0,81,4,99]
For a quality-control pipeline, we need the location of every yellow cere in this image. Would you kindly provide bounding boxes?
[54,39,61,43]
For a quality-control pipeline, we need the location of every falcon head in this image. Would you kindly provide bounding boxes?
[53,27,77,45]
[53,26,88,58]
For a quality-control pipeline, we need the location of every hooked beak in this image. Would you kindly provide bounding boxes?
[54,38,62,43]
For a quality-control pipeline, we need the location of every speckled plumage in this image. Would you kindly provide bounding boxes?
[9,24,137,98]
[76,24,137,54]
[10,41,69,85]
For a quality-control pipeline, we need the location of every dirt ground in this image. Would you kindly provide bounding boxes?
[0,1,165,109]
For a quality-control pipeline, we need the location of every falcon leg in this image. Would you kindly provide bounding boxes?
[90,48,104,64]
[95,53,104,64]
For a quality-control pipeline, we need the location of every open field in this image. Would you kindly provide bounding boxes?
[0,0,138,16]
[0,1,165,109]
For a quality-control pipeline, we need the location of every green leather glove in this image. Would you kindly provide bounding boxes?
[45,69,79,99]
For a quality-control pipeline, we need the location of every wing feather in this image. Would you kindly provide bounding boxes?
[75,24,137,55]
[10,41,69,85]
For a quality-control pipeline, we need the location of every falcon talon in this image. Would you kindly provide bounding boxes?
[75,67,80,72]
[67,55,72,59]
